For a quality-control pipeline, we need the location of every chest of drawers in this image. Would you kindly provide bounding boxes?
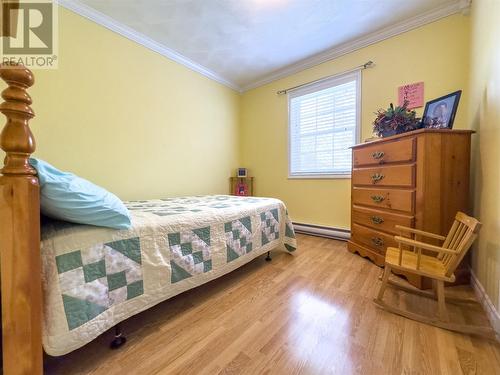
[347,129,474,289]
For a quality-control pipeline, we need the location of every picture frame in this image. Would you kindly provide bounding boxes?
[422,90,461,129]
[237,168,247,178]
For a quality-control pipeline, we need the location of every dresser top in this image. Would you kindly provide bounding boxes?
[352,128,475,149]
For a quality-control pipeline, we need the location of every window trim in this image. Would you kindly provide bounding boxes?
[287,70,362,179]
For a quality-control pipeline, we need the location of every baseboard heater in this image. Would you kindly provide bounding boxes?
[292,222,351,241]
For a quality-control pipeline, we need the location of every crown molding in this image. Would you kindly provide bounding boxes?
[57,0,241,92]
[240,0,470,92]
[57,0,470,94]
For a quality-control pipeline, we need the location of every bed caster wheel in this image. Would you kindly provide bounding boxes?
[265,251,272,262]
[110,324,127,349]
[110,335,126,349]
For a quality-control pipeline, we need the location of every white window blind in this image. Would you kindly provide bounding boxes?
[288,71,360,178]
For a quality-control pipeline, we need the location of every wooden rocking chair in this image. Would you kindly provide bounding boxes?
[373,212,495,339]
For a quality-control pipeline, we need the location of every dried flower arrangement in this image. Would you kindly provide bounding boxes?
[372,101,421,137]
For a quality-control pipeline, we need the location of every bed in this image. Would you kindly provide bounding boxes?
[42,195,296,355]
[0,64,296,374]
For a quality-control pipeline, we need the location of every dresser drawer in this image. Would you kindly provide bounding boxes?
[352,164,415,187]
[352,223,398,254]
[352,205,414,234]
[353,137,415,167]
[352,187,414,213]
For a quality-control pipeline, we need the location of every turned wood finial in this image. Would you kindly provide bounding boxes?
[0,63,36,176]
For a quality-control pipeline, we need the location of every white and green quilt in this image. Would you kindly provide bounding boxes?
[41,195,296,356]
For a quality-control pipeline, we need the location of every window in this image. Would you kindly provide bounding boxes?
[288,71,360,178]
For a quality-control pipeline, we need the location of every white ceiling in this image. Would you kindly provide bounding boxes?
[64,0,468,91]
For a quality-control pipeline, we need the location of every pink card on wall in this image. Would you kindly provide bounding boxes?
[398,82,424,108]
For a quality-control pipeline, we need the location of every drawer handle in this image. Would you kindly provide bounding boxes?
[371,173,385,183]
[371,237,384,247]
[370,195,385,203]
[372,151,385,160]
[371,216,384,224]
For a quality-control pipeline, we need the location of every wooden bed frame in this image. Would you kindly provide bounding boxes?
[0,63,43,375]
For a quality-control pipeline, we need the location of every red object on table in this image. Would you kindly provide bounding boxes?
[235,181,249,196]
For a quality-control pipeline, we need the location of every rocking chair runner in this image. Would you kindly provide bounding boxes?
[373,212,495,339]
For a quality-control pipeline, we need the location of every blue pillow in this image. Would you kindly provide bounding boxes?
[29,158,132,230]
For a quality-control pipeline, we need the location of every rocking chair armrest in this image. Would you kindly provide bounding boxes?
[395,225,446,241]
[394,236,456,255]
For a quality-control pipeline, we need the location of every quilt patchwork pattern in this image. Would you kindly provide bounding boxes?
[284,220,297,252]
[56,237,144,330]
[168,227,212,283]
[225,216,253,262]
[261,208,280,246]
[126,195,267,217]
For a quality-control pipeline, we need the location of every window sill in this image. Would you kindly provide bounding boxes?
[288,174,352,180]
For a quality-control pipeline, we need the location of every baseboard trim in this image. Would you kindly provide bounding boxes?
[470,269,500,335]
[292,222,350,241]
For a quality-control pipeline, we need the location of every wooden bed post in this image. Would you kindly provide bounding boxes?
[0,64,42,375]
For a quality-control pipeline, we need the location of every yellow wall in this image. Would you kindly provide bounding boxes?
[469,0,500,313]
[1,2,497,312]
[240,14,470,229]
[1,7,240,200]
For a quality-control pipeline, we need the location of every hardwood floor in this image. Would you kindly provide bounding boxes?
[44,234,500,375]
